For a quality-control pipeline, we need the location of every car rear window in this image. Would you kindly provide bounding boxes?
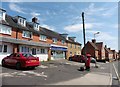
[22,53,34,57]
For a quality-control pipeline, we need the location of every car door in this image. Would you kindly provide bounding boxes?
[5,53,14,65]
[10,53,18,66]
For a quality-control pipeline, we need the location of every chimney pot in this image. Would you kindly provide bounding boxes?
[92,39,96,43]
[32,17,38,23]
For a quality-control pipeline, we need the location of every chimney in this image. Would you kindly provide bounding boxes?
[32,17,38,23]
[68,37,76,42]
[92,39,96,44]
[108,48,110,50]
[105,45,107,48]
[60,33,68,39]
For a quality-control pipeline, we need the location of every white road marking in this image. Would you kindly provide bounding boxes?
[22,71,47,77]
[38,65,48,68]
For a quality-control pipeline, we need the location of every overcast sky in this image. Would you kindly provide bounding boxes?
[1,1,118,51]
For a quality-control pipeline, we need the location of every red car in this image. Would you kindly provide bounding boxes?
[2,53,40,69]
[69,55,86,63]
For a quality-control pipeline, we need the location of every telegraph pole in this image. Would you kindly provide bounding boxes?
[82,12,86,55]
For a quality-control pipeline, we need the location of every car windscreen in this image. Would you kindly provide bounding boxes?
[22,53,34,58]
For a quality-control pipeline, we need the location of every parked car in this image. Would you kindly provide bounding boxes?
[69,55,86,63]
[2,53,40,70]
[91,57,97,63]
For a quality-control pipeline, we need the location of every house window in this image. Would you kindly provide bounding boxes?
[0,11,3,20]
[70,44,72,48]
[3,45,7,52]
[0,10,5,20]
[61,40,65,44]
[75,52,76,55]
[0,24,12,35]
[22,31,32,38]
[40,35,47,41]
[34,23,39,31]
[18,18,26,27]
[70,52,72,57]
[53,38,57,43]
[75,44,76,49]
[41,49,45,54]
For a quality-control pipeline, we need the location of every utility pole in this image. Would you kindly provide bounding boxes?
[82,12,86,55]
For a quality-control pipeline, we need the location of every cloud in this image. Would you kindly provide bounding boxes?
[41,24,55,31]
[9,3,26,14]
[83,3,117,18]
[64,23,103,32]
[30,12,40,17]
[96,32,117,41]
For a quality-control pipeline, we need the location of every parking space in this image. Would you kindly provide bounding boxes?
[1,59,90,85]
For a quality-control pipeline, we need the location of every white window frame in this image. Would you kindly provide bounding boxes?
[40,35,47,41]
[0,44,8,53]
[18,18,26,27]
[22,31,33,39]
[61,40,65,44]
[0,24,12,35]
[34,23,39,31]
[0,11,6,20]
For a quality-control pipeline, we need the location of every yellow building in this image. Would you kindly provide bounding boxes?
[66,37,82,60]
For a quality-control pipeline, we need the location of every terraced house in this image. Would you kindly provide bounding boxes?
[0,8,81,63]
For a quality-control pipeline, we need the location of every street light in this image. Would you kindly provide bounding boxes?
[94,32,100,39]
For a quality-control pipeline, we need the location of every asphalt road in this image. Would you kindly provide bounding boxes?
[1,60,89,85]
[0,59,119,86]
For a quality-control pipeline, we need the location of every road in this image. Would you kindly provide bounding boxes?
[0,59,119,86]
[112,61,120,86]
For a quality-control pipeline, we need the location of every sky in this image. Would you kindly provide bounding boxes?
[1,1,118,51]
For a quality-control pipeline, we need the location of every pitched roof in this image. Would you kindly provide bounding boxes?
[1,14,81,44]
[66,39,81,45]
[105,47,113,53]
[96,42,103,50]
[89,41,98,50]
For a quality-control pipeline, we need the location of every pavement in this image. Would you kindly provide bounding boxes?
[48,72,111,85]
[46,59,112,85]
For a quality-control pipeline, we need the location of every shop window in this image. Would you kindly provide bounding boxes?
[21,46,29,52]
[32,48,36,55]
[41,49,45,54]
[3,45,7,52]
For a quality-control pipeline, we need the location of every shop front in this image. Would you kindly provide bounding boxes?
[51,44,67,60]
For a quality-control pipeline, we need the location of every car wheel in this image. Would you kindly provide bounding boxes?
[69,58,72,61]
[2,60,6,67]
[31,67,35,69]
[16,62,21,70]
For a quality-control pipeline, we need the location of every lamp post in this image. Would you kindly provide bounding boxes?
[93,32,100,60]
[94,32,100,39]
